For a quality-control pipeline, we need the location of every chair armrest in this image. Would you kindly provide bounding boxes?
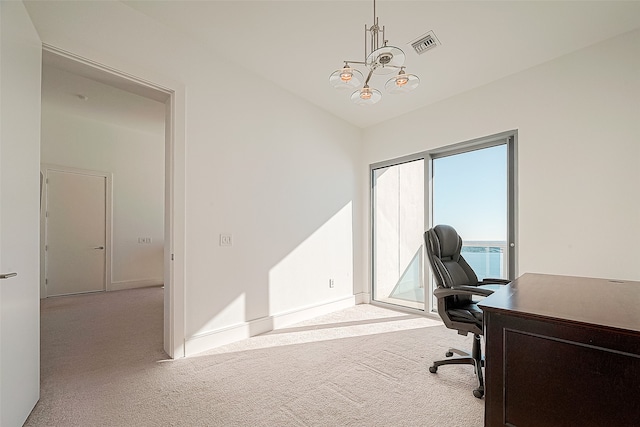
[481,278,510,285]
[434,285,494,299]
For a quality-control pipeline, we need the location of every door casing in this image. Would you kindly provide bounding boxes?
[41,44,187,358]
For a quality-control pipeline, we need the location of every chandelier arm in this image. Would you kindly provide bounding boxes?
[364,68,375,85]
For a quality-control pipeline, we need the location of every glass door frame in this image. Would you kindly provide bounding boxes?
[370,130,518,315]
[370,152,426,313]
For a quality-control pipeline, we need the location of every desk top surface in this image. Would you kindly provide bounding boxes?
[478,273,640,334]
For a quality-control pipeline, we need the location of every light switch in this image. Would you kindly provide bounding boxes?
[220,233,232,246]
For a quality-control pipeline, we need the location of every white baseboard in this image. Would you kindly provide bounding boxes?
[184,295,357,357]
[109,278,163,292]
[355,292,371,304]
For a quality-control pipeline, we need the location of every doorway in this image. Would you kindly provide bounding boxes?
[39,45,185,358]
[43,167,109,296]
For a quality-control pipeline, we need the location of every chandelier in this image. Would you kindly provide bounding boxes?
[329,0,420,105]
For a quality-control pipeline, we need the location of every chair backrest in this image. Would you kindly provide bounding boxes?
[424,225,478,290]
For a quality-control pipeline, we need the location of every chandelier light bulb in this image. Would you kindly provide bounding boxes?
[330,67,364,90]
[385,70,420,94]
[340,69,353,82]
[395,75,409,87]
[394,68,409,87]
[350,86,382,105]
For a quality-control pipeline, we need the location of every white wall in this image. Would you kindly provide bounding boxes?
[364,29,640,282]
[40,104,165,292]
[24,1,364,355]
[182,57,363,353]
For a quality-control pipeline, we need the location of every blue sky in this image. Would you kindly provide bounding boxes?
[433,144,507,241]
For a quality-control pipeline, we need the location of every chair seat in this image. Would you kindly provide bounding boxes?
[447,302,483,327]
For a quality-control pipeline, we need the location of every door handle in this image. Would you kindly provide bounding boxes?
[0,272,17,279]
[93,246,105,250]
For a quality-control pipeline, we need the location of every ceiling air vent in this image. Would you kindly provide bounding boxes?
[410,31,440,55]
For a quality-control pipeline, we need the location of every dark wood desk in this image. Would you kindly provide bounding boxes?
[479,273,640,427]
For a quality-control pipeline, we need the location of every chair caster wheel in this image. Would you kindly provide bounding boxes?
[445,351,453,357]
[473,388,484,399]
[429,366,438,373]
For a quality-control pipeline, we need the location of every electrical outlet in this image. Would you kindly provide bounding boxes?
[220,233,232,246]
[329,279,335,288]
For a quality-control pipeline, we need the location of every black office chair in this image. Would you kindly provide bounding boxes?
[424,224,509,398]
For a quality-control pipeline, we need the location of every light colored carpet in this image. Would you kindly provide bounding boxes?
[26,287,484,426]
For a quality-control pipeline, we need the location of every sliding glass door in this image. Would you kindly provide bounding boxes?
[371,132,517,313]
[372,157,425,310]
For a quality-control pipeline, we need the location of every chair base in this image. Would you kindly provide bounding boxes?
[428,334,484,398]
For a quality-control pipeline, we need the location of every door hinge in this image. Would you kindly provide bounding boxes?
[45,278,48,285]
[171,254,174,261]
[45,245,48,251]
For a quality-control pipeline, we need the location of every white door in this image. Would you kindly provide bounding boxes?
[0,2,42,426]
[45,170,106,296]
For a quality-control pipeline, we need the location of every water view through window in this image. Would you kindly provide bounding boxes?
[433,144,508,281]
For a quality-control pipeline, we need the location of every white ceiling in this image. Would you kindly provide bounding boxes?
[121,0,640,128]
[39,1,640,130]
[42,53,167,135]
